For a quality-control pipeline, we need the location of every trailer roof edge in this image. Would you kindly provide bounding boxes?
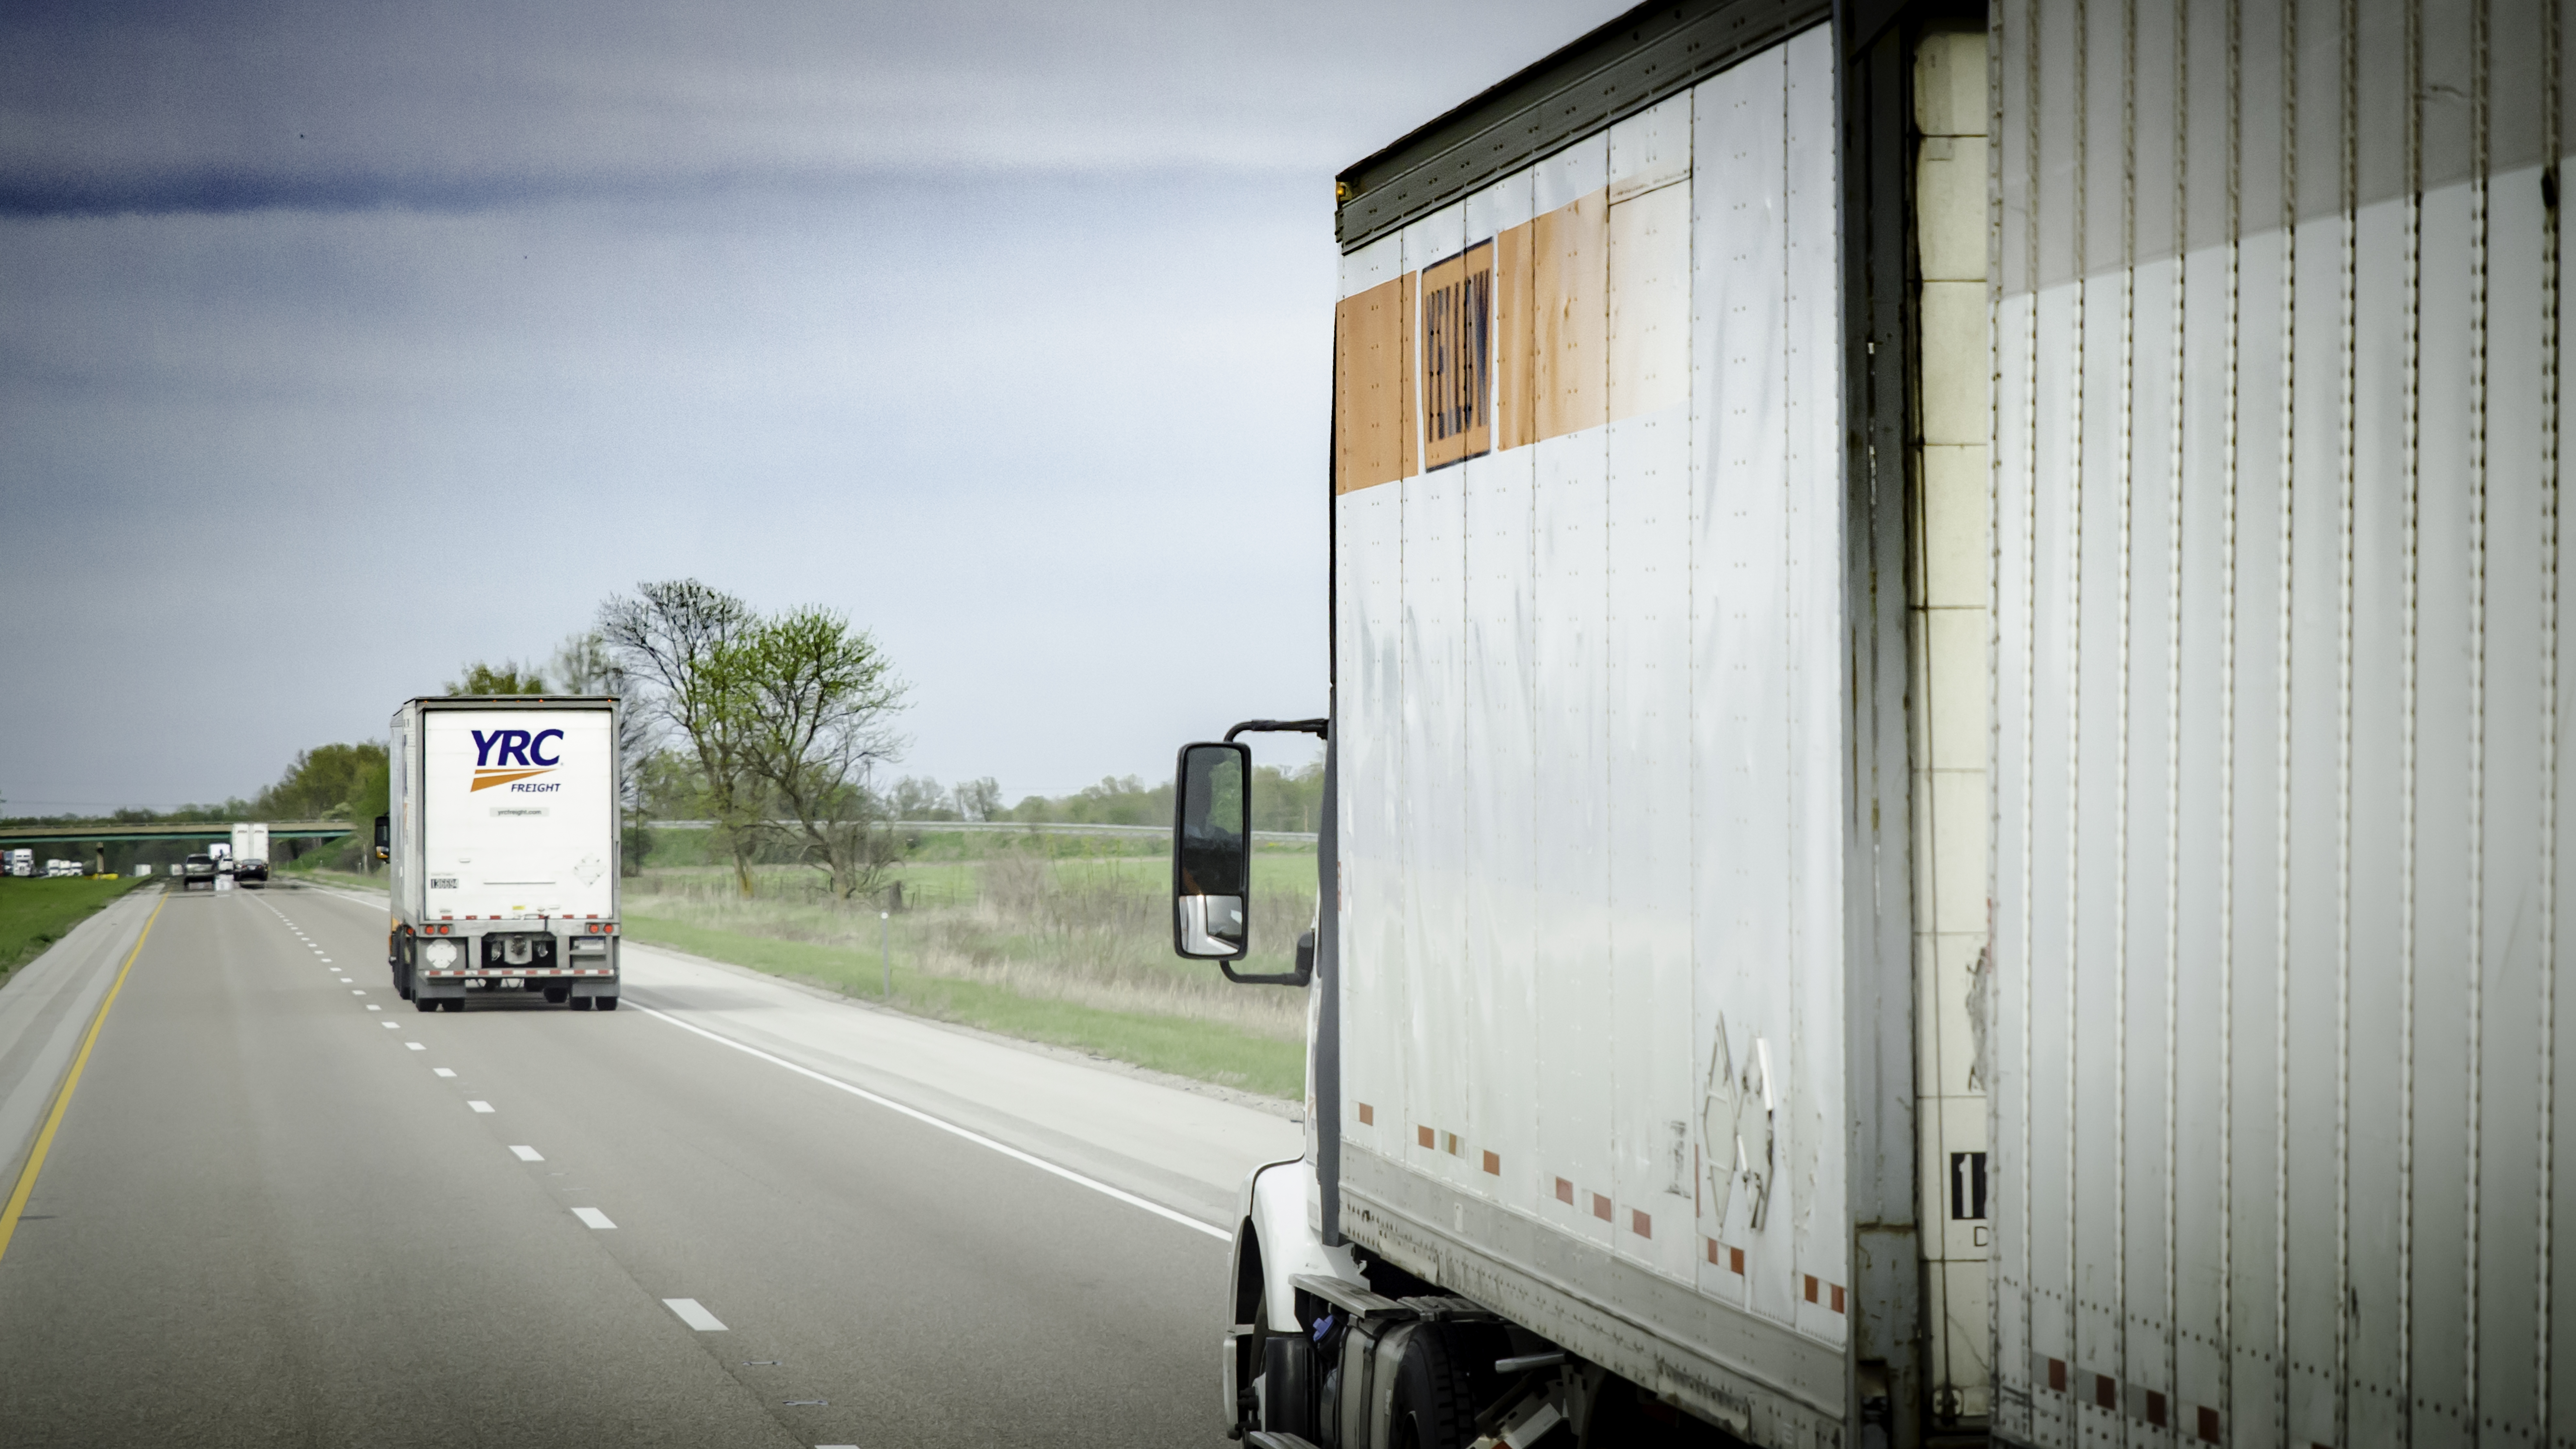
[1332,0,1831,253]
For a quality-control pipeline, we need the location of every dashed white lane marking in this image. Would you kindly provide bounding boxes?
[467,1100,494,1113]
[381,1022,401,1029]
[318,957,332,963]
[350,989,365,995]
[571,1208,616,1229]
[634,1005,1230,1242]
[434,1068,456,1077]
[662,1298,726,1331]
[406,1042,427,1051]
[366,1005,382,1012]
[510,1145,544,1162]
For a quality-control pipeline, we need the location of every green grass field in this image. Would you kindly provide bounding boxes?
[0,876,144,978]
[618,915,1305,1099]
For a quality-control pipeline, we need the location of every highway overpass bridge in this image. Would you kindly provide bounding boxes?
[0,820,355,851]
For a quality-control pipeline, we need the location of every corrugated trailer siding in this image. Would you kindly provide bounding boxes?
[1992,0,2572,1444]
[1331,22,1850,1441]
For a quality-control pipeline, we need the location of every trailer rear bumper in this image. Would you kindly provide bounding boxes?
[411,970,620,999]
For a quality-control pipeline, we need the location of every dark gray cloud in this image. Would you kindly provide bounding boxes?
[2,0,1622,213]
[1,1,1631,814]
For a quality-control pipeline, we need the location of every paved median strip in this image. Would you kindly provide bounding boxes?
[571,1208,616,1229]
[662,1298,726,1331]
[634,1003,1230,1242]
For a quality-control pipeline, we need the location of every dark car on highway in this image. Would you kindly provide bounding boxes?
[180,854,216,890]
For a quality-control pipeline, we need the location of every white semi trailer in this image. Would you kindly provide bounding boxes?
[385,696,623,1011]
[1183,2,2576,1446]
[230,823,269,885]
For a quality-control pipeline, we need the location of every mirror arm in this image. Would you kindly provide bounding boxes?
[1218,927,1314,987]
[1223,718,1328,742]
[1218,960,1312,987]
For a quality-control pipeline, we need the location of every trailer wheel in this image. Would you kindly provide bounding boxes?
[571,996,595,1011]
[414,996,437,1013]
[1386,1323,1476,1449]
[597,995,619,1011]
[443,999,465,1013]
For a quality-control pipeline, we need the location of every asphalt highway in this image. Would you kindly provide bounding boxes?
[0,881,1249,1447]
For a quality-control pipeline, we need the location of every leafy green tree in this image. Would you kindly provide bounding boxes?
[710,607,911,900]
[253,743,390,821]
[446,661,549,694]
[888,776,952,821]
[952,777,1002,822]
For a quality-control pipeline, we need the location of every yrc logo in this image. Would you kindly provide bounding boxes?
[470,728,566,792]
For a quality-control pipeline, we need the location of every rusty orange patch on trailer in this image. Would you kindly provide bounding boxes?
[1481,1150,1500,1176]
[1333,274,1416,493]
[1629,1209,1650,1239]
[1417,1125,1435,1149]
[1590,1193,1611,1222]
[1554,1177,1574,1205]
[1357,1102,1374,1125]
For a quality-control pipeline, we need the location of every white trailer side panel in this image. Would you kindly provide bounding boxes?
[1331,25,1850,1443]
[418,708,617,921]
[1991,0,2576,1443]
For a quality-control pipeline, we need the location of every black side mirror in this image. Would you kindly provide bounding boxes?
[374,814,391,862]
[1171,742,1250,960]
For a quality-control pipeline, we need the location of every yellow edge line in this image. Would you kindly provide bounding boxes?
[0,889,165,1267]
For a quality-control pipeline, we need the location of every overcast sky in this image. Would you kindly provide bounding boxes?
[0,0,1630,815]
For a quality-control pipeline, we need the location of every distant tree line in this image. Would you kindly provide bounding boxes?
[19,576,1317,884]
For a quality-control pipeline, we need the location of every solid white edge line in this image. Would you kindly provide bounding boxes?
[662,1296,727,1330]
[632,1004,1228,1242]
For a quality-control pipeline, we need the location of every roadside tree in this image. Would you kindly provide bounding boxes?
[711,608,911,901]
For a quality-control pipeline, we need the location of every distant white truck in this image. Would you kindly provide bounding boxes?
[5,849,28,878]
[385,696,623,1012]
[229,823,269,885]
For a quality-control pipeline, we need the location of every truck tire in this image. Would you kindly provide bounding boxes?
[443,999,465,1013]
[414,996,437,1013]
[597,995,620,1011]
[1385,1324,1476,1449]
[571,996,595,1011]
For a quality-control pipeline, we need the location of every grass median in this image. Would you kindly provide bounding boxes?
[624,851,1312,1101]
[0,877,145,979]
[618,913,1305,1099]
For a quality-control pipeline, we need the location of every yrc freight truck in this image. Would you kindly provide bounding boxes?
[385,696,623,1011]
[1182,1,2576,1446]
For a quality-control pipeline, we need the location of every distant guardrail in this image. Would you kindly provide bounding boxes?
[645,819,1320,845]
